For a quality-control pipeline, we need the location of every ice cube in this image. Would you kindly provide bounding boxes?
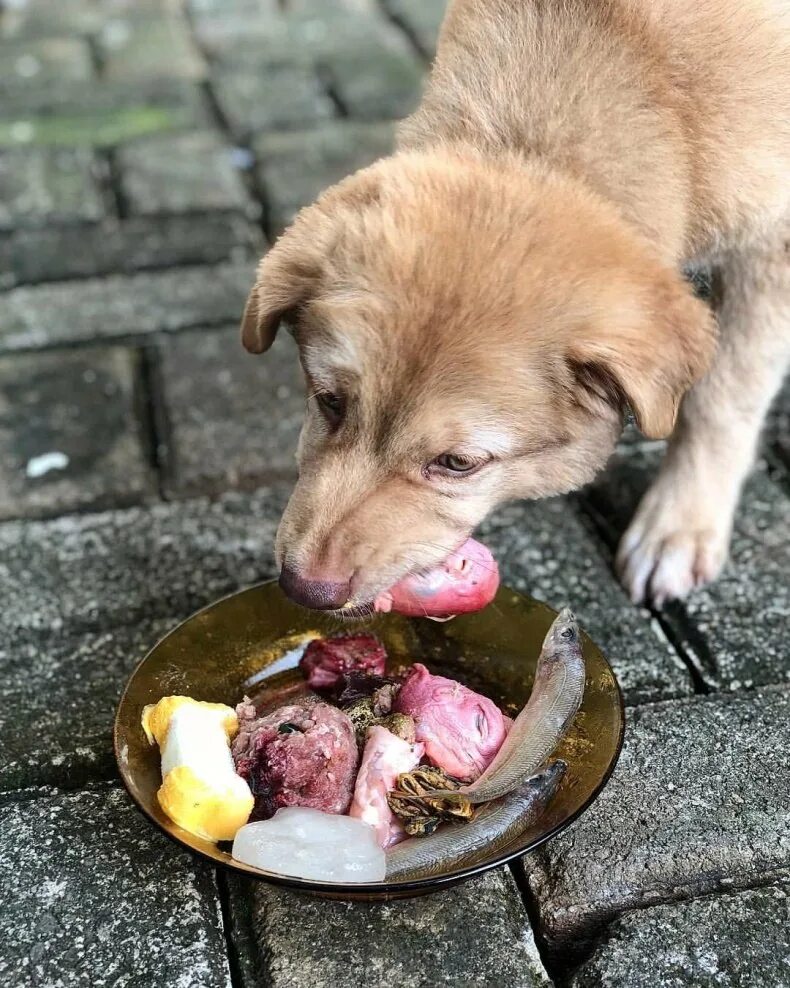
[232,807,387,883]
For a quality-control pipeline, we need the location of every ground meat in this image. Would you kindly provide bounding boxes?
[232,698,358,820]
[299,634,388,691]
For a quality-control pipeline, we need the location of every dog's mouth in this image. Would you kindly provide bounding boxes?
[366,538,500,619]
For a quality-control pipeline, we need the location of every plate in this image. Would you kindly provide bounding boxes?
[114,581,624,901]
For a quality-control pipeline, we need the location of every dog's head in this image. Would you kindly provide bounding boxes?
[242,151,716,611]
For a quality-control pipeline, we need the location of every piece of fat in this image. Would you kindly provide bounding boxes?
[232,807,387,883]
[141,695,254,843]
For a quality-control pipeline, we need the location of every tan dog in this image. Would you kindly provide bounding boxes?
[241,0,790,611]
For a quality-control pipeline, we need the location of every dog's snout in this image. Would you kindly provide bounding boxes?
[279,564,351,610]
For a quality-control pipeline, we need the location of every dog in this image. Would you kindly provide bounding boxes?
[240,0,790,612]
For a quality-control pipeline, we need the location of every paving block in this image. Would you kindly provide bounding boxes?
[0,146,106,229]
[383,0,447,56]
[587,450,790,692]
[188,0,283,58]
[0,2,104,41]
[117,130,255,216]
[0,213,263,288]
[0,346,156,520]
[0,37,93,89]
[212,63,335,138]
[0,78,208,147]
[0,261,254,351]
[518,686,790,963]
[0,619,172,791]
[478,496,694,705]
[254,120,394,233]
[97,11,206,80]
[0,785,230,988]
[0,486,286,641]
[570,883,790,988]
[325,46,425,120]
[157,327,305,497]
[226,868,551,988]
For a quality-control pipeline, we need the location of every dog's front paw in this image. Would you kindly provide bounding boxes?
[616,487,731,606]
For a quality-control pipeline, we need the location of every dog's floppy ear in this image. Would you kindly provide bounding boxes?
[569,268,717,439]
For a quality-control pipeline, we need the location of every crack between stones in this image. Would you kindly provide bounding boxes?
[377,0,432,63]
[509,861,564,986]
[216,870,250,988]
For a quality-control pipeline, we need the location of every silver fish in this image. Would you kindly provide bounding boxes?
[427,607,585,805]
[385,760,566,880]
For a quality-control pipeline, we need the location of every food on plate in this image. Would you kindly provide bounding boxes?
[425,609,585,805]
[337,671,399,708]
[374,538,500,618]
[233,807,386,882]
[387,765,474,836]
[349,725,424,847]
[299,633,388,690]
[232,698,358,820]
[385,760,567,880]
[393,663,510,781]
[141,696,253,842]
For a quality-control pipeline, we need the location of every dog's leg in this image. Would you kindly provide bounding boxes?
[617,231,790,605]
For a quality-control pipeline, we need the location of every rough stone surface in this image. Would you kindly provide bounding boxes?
[0,261,254,351]
[213,64,335,138]
[255,121,394,233]
[97,12,206,80]
[117,130,255,216]
[0,486,287,641]
[383,0,446,56]
[157,327,305,496]
[0,78,208,146]
[327,47,424,119]
[0,619,172,791]
[519,686,790,961]
[0,37,93,89]
[0,346,155,520]
[0,785,230,988]
[0,146,106,229]
[479,497,694,704]
[228,868,552,988]
[587,449,790,692]
[0,213,263,288]
[766,377,790,473]
[570,883,790,988]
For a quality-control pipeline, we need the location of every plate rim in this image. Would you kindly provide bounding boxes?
[114,580,626,897]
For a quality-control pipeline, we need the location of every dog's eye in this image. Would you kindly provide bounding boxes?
[430,453,481,475]
[316,391,345,425]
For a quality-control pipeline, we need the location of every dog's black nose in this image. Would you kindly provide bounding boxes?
[279,565,351,610]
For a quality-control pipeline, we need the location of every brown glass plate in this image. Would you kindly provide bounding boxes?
[114,580,624,901]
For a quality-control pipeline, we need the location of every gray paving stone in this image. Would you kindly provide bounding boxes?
[254,121,394,234]
[0,36,93,89]
[326,46,424,120]
[0,78,208,147]
[0,261,254,351]
[212,64,335,138]
[0,213,263,288]
[766,376,790,473]
[0,146,106,229]
[0,1,105,41]
[98,11,206,80]
[479,496,694,705]
[0,485,286,641]
[519,686,790,963]
[0,785,230,988]
[117,131,255,217]
[0,346,155,521]
[587,450,790,692]
[157,327,305,497]
[227,868,551,988]
[570,883,790,988]
[383,0,446,56]
[0,619,172,791]
[188,0,282,58]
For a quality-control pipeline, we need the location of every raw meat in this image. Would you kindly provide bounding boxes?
[393,664,509,781]
[299,634,387,691]
[232,698,358,820]
[349,725,424,847]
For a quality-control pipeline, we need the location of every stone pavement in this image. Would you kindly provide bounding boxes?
[0,2,787,986]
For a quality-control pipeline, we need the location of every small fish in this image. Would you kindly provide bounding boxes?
[385,760,566,880]
[425,607,585,805]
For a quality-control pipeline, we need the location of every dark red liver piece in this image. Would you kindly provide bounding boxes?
[299,633,387,691]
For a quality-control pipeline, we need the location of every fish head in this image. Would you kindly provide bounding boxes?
[544,608,580,653]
